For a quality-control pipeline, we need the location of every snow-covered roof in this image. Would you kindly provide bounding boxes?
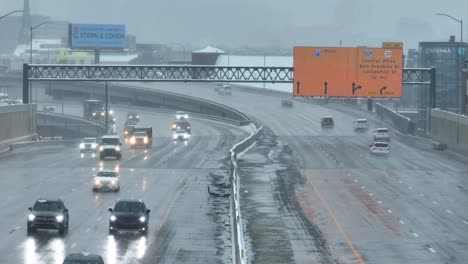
[193,46,225,54]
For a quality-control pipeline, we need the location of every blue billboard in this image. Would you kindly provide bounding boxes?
[69,24,126,49]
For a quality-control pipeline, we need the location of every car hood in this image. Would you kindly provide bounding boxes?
[112,212,145,218]
[95,177,118,183]
[102,145,118,149]
[31,210,62,217]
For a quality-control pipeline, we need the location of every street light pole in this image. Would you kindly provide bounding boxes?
[436,13,463,42]
[0,10,23,21]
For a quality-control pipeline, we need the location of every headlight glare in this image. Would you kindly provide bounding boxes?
[110,215,117,221]
[172,134,178,139]
[56,215,64,222]
[115,146,121,151]
[79,143,85,149]
[139,216,146,222]
[99,146,104,151]
[91,143,96,148]
[28,214,35,221]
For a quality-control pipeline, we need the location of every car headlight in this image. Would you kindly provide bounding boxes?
[130,137,135,144]
[172,124,176,129]
[92,112,96,116]
[110,215,117,222]
[183,134,188,139]
[99,146,104,151]
[139,216,146,222]
[91,143,96,149]
[79,143,85,149]
[124,131,128,135]
[136,115,139,118]
[56,215,64,222]
[94,179,101,185]
[115,146,120,151]
[143,137,148,143]
[101,112,105,116]
[172,134,178,139]
[187,126,190,129]
[28,214,35,221]
[109,110,114,115]
[111,180,117,185]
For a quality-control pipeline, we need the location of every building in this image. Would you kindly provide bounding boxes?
[419,41,468,112]
[463,60,468,115]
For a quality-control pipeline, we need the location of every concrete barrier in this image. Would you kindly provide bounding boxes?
[430,109,468,153]
[0,104,36,143]
[229,125,263,264]
[37,112,106,139]
[375,103,414,134]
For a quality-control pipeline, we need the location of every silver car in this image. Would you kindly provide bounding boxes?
[369,142,390,155]
[373,128,391,142]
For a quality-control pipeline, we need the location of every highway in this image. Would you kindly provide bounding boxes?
[0,104,248,264]
[134,82,468,264]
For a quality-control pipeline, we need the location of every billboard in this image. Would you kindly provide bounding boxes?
[69,24,126,49]
[293,47,403,97]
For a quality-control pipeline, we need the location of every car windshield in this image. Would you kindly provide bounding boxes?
[134,132,147,137]
[96,171,117,177]
[101,138,118,145]
[377,129,389,133]
[114,202,144,213]
[63,260,101,264]
[357,120,368,124]
[176,130,186,134]
[33,201,61,211]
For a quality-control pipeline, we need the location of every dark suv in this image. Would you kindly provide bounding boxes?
[63,253,104,264]
[108,200,151,235]
[27,199,69,235]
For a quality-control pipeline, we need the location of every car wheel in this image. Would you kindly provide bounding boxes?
[58,226,65,235]
[27,226,36,235]
[140,229,148,236]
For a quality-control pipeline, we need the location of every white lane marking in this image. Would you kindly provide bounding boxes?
[399,220,405,224]
[144,156,148,160]
[408,186,413,190]
[419,193,424,197]
[387,209,392,214]
[446,210,453,214]
[428,247,436,254]
[368,192,373,196]
[92,168,96,171]
[85,228,90,233]
[412,232,419,238]
[71,243,77,248]
[378,200,383,204]
[398,180,402,184]
[463,220,468,225]
[432,201,438,205]
[130,168,134,172]
[361,186,365,189]
[353,179,358,183]
[97,216,102,221]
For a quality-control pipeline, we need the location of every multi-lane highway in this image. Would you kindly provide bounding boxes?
[0,105,248,263]
[134,82,468,264]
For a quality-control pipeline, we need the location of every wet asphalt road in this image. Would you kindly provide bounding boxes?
[0,106,247,264]
[136,82,468,264]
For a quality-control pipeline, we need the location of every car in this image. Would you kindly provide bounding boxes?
[373,128,391,142]
[93,170,120,192]
[176,111,188,120]
[353,119,369,130]
[99,135,123,160]
[129,128,152,148]
[127,112,140,122]
[173,129,191,141]
[321,116,334,127]
[369,142,391,155]
[218,84,232,95]
[108,200,151,235]
[27,198,69,235]
[281,98,293,107]
[62,253,104,264]
[80,137,98,153]
[171,119,191,134]
[123,123,137,139]
[42,105,56,112]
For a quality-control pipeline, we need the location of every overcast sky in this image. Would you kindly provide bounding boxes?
[1,0,467,50]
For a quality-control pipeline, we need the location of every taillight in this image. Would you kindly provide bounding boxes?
[371,147,376,150]
[386,147,390,150]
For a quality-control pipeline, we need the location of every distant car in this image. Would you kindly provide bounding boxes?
[321,116,334,127]
[281,98,293,107]
[42,105,56,112]
[171,119,191,134]
[62,253,105,264]
[218,84,232,95]
[108,200,151,235]
[80,137,98,153]
[353,119,369,130]
[173,129,191,141]
[93,170,120,192]
[124,123,137,139]
[27,198,69,235]
[127,112,140,122]
[129,129,152,149]
[373,128,391,142]
[369,142,390,155]
[176,111,188,120]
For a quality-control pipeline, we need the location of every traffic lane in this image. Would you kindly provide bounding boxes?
[0,114,244,264]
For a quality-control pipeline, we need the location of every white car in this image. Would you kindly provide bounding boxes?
[93,170,120,192]
[353,119,369,130]
[176,111,188,120]
[173,130,191,141]
[369,142,390,155]
[373,128,391,142]
[80,137,98,153]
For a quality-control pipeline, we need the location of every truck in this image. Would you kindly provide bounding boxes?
[128,127,152,149]
[83,99,115,124]
[98,135,122,160]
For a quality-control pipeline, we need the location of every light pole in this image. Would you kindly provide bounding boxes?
[436,13,463,42]
[0,10,23,21]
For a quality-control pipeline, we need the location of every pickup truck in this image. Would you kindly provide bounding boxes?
[129,127,152,148]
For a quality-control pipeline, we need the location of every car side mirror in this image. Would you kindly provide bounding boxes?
[64,208,68,213]
[146,209,151,214]
[28,207,32,211]
[108,208,113,212]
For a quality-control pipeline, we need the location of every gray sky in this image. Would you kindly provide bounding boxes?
[1,0,467,50]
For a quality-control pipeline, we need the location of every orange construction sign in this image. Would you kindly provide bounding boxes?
[293,46,403,97]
